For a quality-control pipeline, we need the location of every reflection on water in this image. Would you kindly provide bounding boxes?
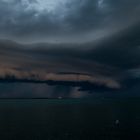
[0,98,139,140]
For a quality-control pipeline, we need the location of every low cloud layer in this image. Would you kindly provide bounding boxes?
[0,39,122,98]
[0,36,140,97]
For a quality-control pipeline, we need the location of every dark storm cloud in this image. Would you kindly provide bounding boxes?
[0,40,121,91]
[87,23,140,70]
[0,25,140,97]
[0,0,140,42]
[0,39,122,98]
[0,0,140,97]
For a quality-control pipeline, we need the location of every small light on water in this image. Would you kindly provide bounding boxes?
[115,119,120,125]
[58,96,62,99]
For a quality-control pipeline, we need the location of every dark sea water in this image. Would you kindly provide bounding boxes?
[0,98,140,140]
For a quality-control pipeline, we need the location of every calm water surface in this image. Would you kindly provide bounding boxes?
[0,98,139,140]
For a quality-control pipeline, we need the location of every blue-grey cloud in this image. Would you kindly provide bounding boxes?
[0,0,140,43]
[0,39,122,98]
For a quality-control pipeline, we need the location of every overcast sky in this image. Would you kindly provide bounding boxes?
[0,0,140,98]
[0,0,140,43]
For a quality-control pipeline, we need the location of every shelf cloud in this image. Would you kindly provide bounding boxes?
[0,0,140,97]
